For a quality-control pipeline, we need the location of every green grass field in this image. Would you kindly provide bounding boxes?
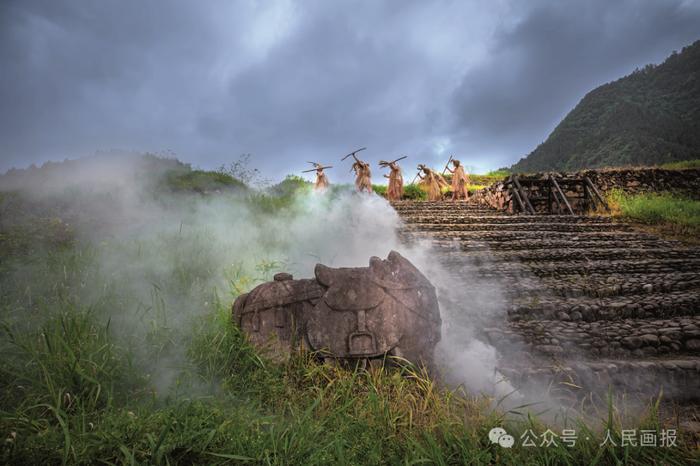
[1,161,697,464]
[607,189,700,239]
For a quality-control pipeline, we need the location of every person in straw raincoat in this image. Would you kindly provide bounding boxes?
[446,159,469,200]
[314,165,330,191]
[381,160,404,201]
[352,158,373,193]
[416,164,447,201]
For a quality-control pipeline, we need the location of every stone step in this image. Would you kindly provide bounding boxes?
[437,247,700,264]
[498,357,700,402]
[401,230,661,243]
[415,238,677,253]
[392,204,495,210]
[398,215,614,224]
[507,289,700,321]
[444,258,700,277]
[391,201,700,404]
[394,210,505,216]
[485,317,700,359]
[393,204,499,209]
[467,272,700,299]
[402,223,633,232]
[391,201,483,206]
[397,210,503,217]
[525,272,700,298]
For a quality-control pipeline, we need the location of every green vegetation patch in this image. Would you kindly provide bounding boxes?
[511,41,700,172]
[474,169,510,184]
[371,184,387,196]
[162,169,247,193]
[659,159,700,170]
[403,183,427,200]
[607,189,700,237]
[371,183,426,200]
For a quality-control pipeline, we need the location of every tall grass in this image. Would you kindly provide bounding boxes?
[1,186,697,464]
[4,300,692,464]
[607,189,700,237]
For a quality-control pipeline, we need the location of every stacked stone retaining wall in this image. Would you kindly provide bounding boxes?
[473,167,700,213]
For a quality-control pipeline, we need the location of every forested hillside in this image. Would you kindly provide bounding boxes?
[512,40,700,172]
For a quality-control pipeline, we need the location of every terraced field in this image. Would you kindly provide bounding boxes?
[392,200,700,406]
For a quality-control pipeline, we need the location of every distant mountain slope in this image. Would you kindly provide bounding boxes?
[511,40,700,172]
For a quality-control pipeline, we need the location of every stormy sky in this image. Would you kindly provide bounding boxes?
[2,0,699,181]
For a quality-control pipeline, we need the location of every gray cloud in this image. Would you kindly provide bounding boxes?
[1,0,699,180]
[450,0,700,168]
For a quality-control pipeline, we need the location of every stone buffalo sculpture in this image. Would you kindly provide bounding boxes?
[232,250,441,367]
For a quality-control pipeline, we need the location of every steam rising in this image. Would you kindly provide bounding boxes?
[0,155,510,397]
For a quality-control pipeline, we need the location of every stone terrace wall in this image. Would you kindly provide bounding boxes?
[473,167,700,213]
[583,167,700,197]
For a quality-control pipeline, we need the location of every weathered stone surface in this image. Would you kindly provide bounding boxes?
[392,199,700,404]
[639,334,660,346]
[686,339,700,351]
[232,250,441,366]
[536,345,564,354]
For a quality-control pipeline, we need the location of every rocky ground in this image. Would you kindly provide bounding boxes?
[392,200,700,408]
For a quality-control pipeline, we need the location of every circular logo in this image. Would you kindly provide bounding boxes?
[498,434,515,448]
[488,427,507,444]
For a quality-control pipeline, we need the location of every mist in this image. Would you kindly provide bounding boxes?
[0,154,513,399]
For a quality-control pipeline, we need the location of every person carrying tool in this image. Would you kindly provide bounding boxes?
[445,159,469,200]
[415,164,447,201]
[340,147,372,193]
[352,157,373,193]
[379,156,406,201]
[302,162,332,191]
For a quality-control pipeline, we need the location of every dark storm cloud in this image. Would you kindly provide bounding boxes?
[1,0,699,179]
[198,1,459,171]
[450,0,700,169]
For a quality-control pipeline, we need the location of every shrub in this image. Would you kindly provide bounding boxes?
[403,184,427,200]
[371,185,387,197]
[268,175,312,197]
[162,169,246,193]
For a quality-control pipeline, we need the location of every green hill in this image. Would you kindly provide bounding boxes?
[511,40,700,172]
[0,153,247,195]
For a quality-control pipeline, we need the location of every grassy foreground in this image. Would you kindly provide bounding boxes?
[1,160,697,464]
[1,245,694,465]
[606,189,700,240]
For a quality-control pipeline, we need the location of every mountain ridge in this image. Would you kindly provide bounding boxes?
[511,40,700,172]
